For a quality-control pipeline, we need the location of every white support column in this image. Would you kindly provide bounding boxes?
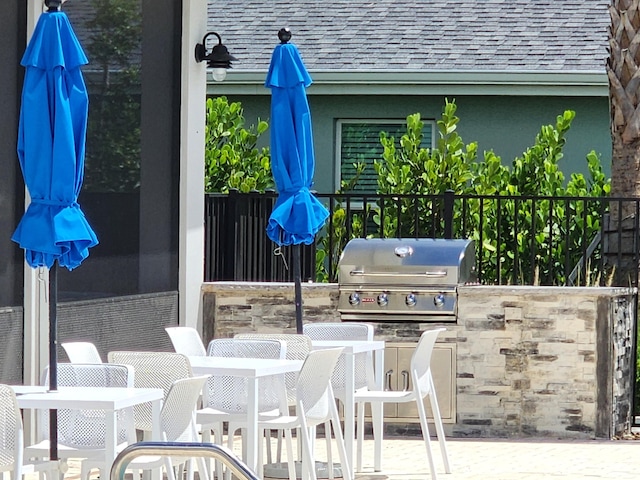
[179,0,207,329]
[22,0,47,445]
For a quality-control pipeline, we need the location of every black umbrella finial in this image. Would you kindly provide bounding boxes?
[278,28,292,44]
[45,0,62,11]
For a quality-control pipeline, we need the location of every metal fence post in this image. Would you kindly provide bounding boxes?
[444,189,454,239]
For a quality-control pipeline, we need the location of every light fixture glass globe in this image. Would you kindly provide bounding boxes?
[211,68,227,82]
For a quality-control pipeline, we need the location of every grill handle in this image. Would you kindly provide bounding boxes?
[401,370,410,391]
[349,270,448,278]
[385,369,394,391]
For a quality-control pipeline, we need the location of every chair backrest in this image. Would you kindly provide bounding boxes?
[107,351,192,432]
[204,338,287,414]
[233,333,311,405]
[295,348,343,426]
[302,322,375,396]
[165,327,207,357]
[41,363,134,448]
[0,384,22,473]
[160,376,209,442]
[61,341,103,363]
[411,328,446,397]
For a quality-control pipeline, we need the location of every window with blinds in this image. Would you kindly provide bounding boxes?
[337,119,434,193]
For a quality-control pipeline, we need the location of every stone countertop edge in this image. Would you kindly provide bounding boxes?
[202,281,339,292]
[202,282,634,295]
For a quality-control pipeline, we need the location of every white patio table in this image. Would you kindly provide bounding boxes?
[188,355,303,474]
[311,339,385,473]
[11,385,163,474]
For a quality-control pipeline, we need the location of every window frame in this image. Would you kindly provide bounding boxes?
[335,118,436,193]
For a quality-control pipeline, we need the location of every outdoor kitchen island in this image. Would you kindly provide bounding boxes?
[201,281,635,439]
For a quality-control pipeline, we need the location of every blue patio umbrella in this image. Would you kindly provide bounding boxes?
[265,29,328,333]
[11,2,98,459]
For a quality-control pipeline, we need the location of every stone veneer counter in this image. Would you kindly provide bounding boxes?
[202,282,635,438]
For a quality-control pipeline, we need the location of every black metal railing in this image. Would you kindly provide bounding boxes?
[205,190,640,288]
[205,190,315,283]
[204,189,640,423]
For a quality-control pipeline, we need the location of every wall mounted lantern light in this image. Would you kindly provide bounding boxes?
[194,32,237,81]
[45,0,63,11]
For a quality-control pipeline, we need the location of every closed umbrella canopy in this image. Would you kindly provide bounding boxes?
[12,9,98,270]
[265,31,329,333]
[265,34,328,247]
[11,6,98,461]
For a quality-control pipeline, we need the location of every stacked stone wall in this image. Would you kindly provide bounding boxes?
[202,282,635,438]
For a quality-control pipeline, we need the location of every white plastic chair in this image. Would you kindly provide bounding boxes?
[126,376,210,480]
[353,328,450,479]
[25,363,136,480]
[61,341,102,363]
[107,351,193,435]
[233,333,312,408]
[256,348,352,480]
[165,327,208,357]
[0,384,61,480]
[234,333,312,462]
[197,338,287,479]
[302,322,376,400]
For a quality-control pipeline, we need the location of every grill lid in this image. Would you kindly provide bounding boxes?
[338,238,476,287]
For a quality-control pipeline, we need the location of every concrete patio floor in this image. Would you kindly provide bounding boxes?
[56,434,639,480]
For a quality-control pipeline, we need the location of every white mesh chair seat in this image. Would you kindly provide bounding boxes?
[25,363,135,480]
[234,333,312,464]
[107,351,193,433]
[126,376,210,480]
[302,322,376,400]
[197,338,287,479]
[353,328,450,479]
[255,348,352,480]
[0,384,61,480]
[234,333,312,405]
[202,338,287,416]
[61,342,102,363]
[165,326,208,357]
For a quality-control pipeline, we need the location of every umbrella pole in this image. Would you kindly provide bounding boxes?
[293,244,303,333]
[48,261,59,460]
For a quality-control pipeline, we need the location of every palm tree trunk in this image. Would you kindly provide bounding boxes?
[607,0,640,285]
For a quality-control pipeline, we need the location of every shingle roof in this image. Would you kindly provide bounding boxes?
[208,0,609,73]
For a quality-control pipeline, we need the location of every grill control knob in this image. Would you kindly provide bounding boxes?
[348,292,360,306]
[377,293,389,307]
[406,293,417,307]
[434,293,446,308]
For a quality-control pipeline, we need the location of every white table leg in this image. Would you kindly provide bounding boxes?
[373,349,384,471]
[150,398,163,480]
[344,352,355,474]
[245,377,259,473]
[106,410,116,477]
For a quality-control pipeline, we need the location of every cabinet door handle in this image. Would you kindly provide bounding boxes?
[401,370,410,391]
[385,369,394,391]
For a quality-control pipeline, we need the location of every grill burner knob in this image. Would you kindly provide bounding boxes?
[348,292,360,306]
[434,293,446,308]
[406,293,417,307]
[377,293,389,306]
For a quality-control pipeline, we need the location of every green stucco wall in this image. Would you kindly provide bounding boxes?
[220,93,611,194]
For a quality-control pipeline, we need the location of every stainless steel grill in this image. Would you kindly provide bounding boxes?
[337,238,476,322]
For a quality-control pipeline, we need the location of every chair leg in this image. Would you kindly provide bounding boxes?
[284,428,296,480]
[415,395,438,480]
[356,401,364,472]
[328,400,352,480]
[198,456,211,480]
[324,421,333,480]
[299,427,317,480]
[428,375,451,473]
[265,429,273,464]
[371,400,383,472]
[276,428,284,463]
